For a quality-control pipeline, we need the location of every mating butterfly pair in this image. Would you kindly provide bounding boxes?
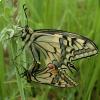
[15,5,98,88]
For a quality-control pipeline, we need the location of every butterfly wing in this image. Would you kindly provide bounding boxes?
[31,63,77,87]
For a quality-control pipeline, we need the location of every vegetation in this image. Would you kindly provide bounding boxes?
[0,0,100,100]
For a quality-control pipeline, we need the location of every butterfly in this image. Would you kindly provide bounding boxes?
[20,62,78,88]
[16,4,98,71]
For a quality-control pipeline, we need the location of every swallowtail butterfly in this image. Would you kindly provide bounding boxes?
[16,5,98,71]
[20,63,77,87]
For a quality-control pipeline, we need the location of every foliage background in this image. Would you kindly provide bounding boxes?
[0,0,100,100]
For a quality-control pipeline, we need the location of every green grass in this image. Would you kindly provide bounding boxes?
[0,0,100,100]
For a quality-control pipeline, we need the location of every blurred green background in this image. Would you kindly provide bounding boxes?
[0,0,100,100]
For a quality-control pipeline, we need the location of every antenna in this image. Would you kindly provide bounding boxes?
[23,4,28,27]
